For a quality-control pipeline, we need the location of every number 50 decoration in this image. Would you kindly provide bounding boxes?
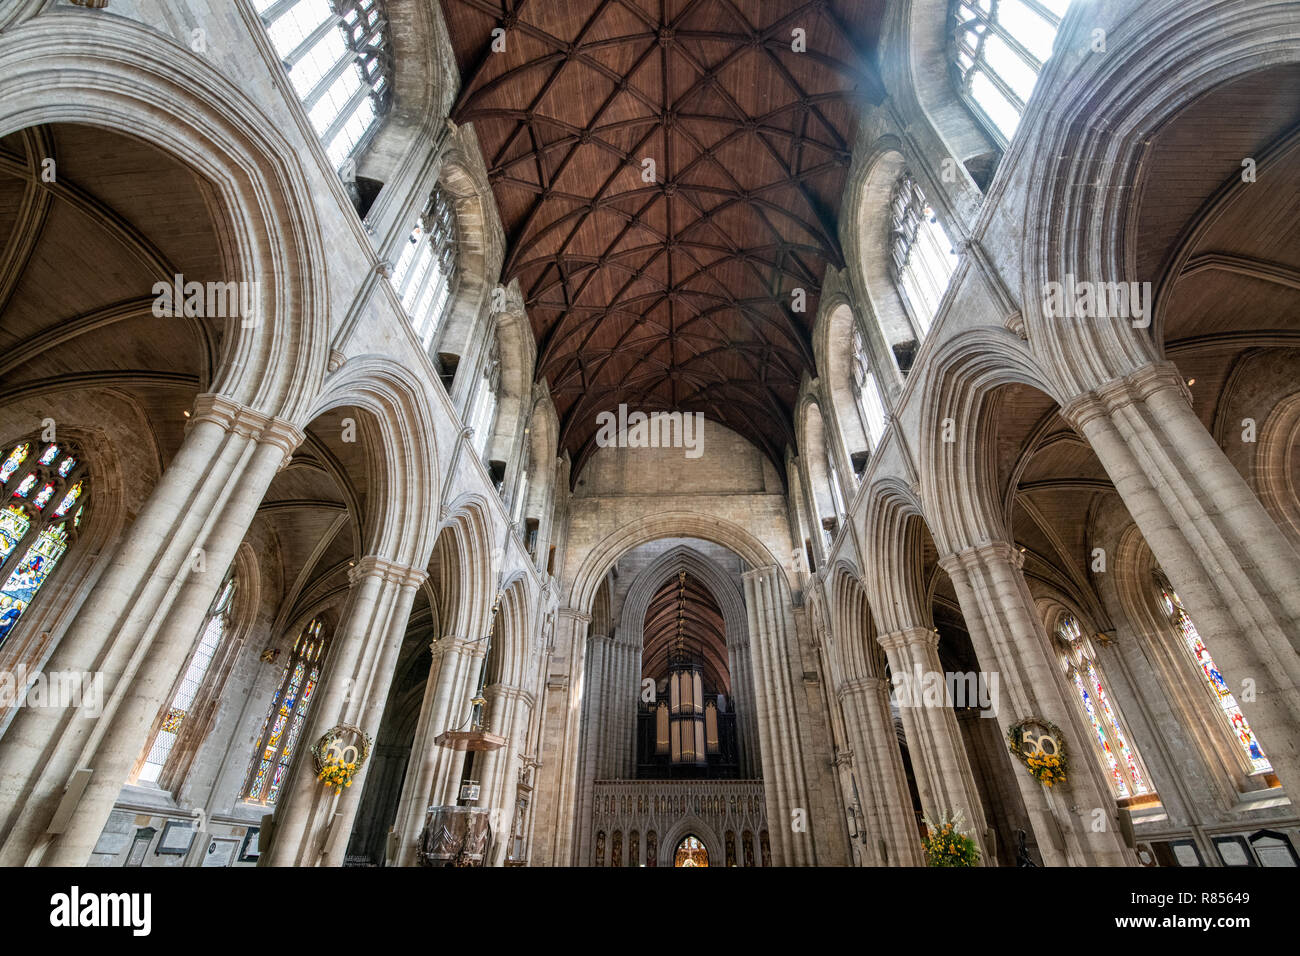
[311,724,373,794]
[1007,717,1070,787]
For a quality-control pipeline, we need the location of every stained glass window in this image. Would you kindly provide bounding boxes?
[950,0,1069,142]
[890,174,958,334]
[851,324,887,449]
[254,0,394,170]
[1055,615,1149,799]
[0,439,90,649]
[244,618,330,805]
[1155,571,1271,774]
[390,186,459,349]
[0,443,29,484]
[139,578,238,785]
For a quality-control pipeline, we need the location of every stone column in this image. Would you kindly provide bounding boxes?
[940,542,1132,866]
[0,395,301,866]
[265,556,425,866]
[572,630,610,865]
[1063,362,1300,795]
[477,683,533,866]
[728,637,755,776]
[876,626,992,863]
[528,608,590,866]
[837,676,925,865]
[742,566,815,865]
[391,634,482,866]
[611,631,640,779]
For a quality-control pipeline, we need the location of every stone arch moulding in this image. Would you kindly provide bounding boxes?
[0,16,332,423]
[431,128,505,373]
[307,355,441,569]
[859,476,931,635]
[658,815,723,868]
[843,137,916,362]
[434,494,500,644]
[617,543,761,778]
[916,328,1059,555]
[566,512,790,616]
[1020,0,1300,393]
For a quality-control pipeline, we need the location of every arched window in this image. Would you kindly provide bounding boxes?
[950,0,1069,143]
[391,185,459,348]
[470,335,502,459]
[254,0,394,169]
[851,324,887,448]
[889,174,958,334]
[1054,615,1150,798]
[1154,571,1271,775]
[138,577,237,784]
[0,439,89,648]
[243,617,331,805]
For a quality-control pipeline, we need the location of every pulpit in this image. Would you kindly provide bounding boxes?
[416,806,493,866]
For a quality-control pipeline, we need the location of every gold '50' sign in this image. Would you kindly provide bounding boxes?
[1007,716,1070,777]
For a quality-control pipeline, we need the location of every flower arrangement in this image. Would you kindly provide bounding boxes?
[921,812,980,867]
[317,754,357,794]
[1008,717,1070,787]
[1023,749,1066,787]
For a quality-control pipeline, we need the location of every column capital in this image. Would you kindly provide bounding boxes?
[938,539,1023,576]
[837,675,888,699]
[741,564,781,583]
[487,684,537,709]
[349,554,427,587]
[876,626,938,652]
[557,607,591,624]
[1060,361,1191,430]
[188,393,303,466]
[432,634,481,658]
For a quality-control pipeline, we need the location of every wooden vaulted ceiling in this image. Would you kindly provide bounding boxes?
[442,0,886,469]
[641,571,730,693]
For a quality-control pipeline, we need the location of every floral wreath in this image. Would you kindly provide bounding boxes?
[1007,716,1069,788]
[311,723,373,794]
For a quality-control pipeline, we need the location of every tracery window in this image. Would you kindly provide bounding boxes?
[138,577,237,784]
[950,0,1069,142]
[851,324,887,448]
[470,336,502,459]
[889,174,958,334]
[254,0,394,169]
[0,439,89,649]
[1053,615,1150,799]
[1154,571,1271,775]
[243,618,331,805]
[390,186,459,348]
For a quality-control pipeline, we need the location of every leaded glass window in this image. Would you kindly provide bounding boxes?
[889,174,958,334]
[254,0,394,169]
[390,185,459,348]
[470,335,502,459]
[138,578,238,784]
[950,0,1069,142]
[243,618,330,805]
[1054,615,1150,799]
[1154,571,1271,775]
[0,439,90,649]
[851,324,887,449]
